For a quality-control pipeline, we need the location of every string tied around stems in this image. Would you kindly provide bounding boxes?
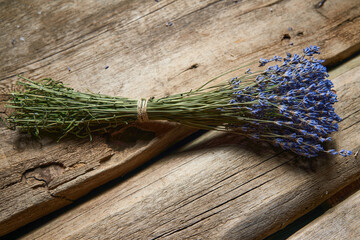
[137,98,149,122]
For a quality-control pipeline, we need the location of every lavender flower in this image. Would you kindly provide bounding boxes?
[227,46,350,158]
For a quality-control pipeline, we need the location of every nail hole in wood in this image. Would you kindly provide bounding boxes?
[281,34,291,41]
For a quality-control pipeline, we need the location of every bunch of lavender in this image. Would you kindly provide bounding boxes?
[4,46,351,158]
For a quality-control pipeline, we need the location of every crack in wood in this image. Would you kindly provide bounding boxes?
[314,7,330,20]
[113,151,209,203]
[342,119,360,132]
[23,174,73,202]
[99,154,115,164]
[223,160,288,196]
[330,14,360,32]
[187,63,199,70]
[0,0,290,83]
[0,1,185,83]
[151,209,224,239]
[22,162,66,188]
[24,176,48,189]
[49,193,73,203]
[170,152,284,212]
[0,181,18,190]
[152,179,273,239]
[173,0,224,22]
[0,0,180,82]
[167,63,200,81]
[266,0,286,8]
[138,159,289,238]
[342,109,360,121]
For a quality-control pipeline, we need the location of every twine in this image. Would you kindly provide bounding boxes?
[137,98,149,122]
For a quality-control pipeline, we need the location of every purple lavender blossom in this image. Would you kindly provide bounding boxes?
[227,46,351,158]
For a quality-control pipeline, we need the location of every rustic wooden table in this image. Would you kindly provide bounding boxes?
[1,0,359,239]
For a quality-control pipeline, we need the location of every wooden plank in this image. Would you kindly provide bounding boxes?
[288,189,360,240]
[0,123,195,236]
[15,60,360,239]
[1,0,360,236]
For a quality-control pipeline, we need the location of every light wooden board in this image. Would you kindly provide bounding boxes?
[16,60,360,240]
[0,0,360,236]
[288,189,360,240]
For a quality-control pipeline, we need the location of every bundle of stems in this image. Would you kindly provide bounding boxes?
[4,46,352,158]
[4,74,252,138]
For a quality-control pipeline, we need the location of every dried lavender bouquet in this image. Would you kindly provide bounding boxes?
[5,46,352,158]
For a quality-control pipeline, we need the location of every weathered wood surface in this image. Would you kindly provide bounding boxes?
[0,123,195,236]
[289,189,360,240]
[16,61,360,240]
[0,0,359,237]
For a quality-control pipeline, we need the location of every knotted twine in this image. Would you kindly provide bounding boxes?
[137,98,149,122]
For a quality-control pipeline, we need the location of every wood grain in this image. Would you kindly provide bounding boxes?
[0,0,359,236]
[288,189,360,240]
[16,61,360,240]
[0,123,195,236]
